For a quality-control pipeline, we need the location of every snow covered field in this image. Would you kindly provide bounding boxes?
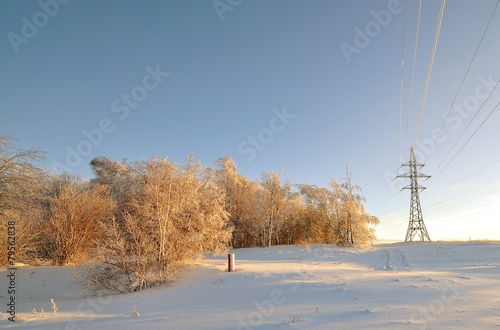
[2,242,500,329]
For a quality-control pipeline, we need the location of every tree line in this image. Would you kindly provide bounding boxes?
[1,136,379,293]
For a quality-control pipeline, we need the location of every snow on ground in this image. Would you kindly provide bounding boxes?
[1,242,500,329]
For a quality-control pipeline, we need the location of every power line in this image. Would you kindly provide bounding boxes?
[380,198,499,231]
[425,182,500,214]
[435,0,500,138]
[378,202,499,234]
[385,2,499,239]
[436,80,500,171]
[376,162,500,227]
[380,175,500,229]
[398,0,407,168]
[372,164,494,219]
[412,0,447,146]
[362,165,394,196]
[397,0,448,239]
[430,202,500,229]
[383,171,500,220]
[428,159,500,191]
[403,0,423,151]
[365,183,392,204]
[367,190,405,215]
[432,98,500,183]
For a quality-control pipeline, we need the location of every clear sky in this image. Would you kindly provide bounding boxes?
[2,0,499,241]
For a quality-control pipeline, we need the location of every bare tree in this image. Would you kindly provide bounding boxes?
[0,136,45,214]
[0,136,47,265]
[41,175,111,265]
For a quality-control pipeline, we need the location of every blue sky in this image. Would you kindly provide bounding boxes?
[2,0,499,240]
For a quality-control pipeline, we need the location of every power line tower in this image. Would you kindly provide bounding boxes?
[397,147,431,242]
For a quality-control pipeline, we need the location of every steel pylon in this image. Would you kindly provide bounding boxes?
[397,147,431,242]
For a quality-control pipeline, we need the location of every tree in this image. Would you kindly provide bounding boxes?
[279,192,307,245]
[298,184,339,244]
[260,168,292,247]
[0,136,45,215]
[0,136,47,265]
[214,157,261,248]
[86,156,231,293]
[42,175,111,265]
[331,168,379,246]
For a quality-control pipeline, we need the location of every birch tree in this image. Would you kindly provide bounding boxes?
[215,157,261,247]
[260,168,291,247]
[331,168,379,246]
[298,184,340,244]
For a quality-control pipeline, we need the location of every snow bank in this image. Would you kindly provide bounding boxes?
[1,242,499,329]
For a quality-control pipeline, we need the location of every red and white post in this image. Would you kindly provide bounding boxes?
[228,253,235,272]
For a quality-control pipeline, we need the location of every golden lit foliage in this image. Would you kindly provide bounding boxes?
[43,177,111,265]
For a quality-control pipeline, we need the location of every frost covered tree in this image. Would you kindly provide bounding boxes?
[214,157,261,248]
[260,168,292,247]
[0,136,46,215]
[298,168,379,246]
[298,184,340,244]
[0,135,47,265]
[41,175,111,265]
[87,156,231,293]
[331,168,379,246]
[277,192,305,245]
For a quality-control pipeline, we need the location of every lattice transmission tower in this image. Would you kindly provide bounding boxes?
[397,147,431,242]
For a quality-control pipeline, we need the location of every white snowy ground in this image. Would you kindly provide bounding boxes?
[1,242,500,329]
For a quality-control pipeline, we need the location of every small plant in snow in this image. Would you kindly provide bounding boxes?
[41,308,46,317]
[304,243,311,253]
[131,302,140,318]
[50,298,58,316]
[281,314,300,326]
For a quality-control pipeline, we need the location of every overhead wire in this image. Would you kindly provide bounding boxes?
[381,201,499,231]
[412,0,447,145]
[429,202,500,229]
[427,159,500,192]
[380,1,499,239]
[434,79,500,173]
[380,174,499,227]
[431,98,500,183]
[381,175,500,230]
[435,0,500,141]
[364,180,390,201]
[403,0,423,150]
[425,179,500,213]
[382,200,500,232]
[378,160,500,227]
[397,0,407,168]
[362,165,395,196]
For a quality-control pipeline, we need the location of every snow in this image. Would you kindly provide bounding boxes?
[2,242,500,329]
